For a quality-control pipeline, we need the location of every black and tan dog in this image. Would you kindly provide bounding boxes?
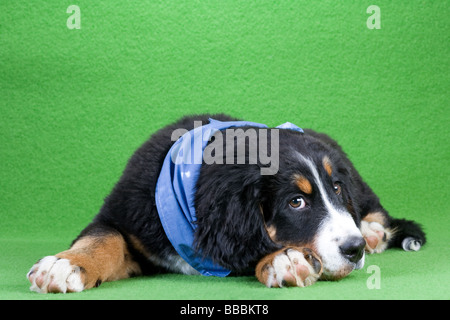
[27,114,425,293]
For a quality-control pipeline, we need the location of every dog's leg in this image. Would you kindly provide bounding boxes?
[255,247,322,288]
[361,210,426,253]
[27,227,141,293]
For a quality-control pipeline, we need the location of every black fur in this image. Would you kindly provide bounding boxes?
[74,114,426,277]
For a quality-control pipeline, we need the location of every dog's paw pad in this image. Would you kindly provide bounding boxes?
[361,221,391,254]
[257,248,322,288]
[27,256,84,293]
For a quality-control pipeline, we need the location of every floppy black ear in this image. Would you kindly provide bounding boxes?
[194,164,280,272]
[335,166,361,225]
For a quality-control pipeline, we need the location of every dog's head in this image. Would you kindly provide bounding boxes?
[195,128,365,280]
[261,130,366,280]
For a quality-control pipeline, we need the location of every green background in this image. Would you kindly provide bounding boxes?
[1,0,449,300]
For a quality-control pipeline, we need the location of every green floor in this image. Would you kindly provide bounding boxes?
[1,0,449,300]
[1,236,448,300]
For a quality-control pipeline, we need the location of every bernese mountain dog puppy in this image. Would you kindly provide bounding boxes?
[27,114,426,293]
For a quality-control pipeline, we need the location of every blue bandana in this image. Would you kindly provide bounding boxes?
[155,118,303,276]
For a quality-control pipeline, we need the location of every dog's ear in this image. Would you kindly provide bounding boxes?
[194,164,279,271]
[337,164,362,225]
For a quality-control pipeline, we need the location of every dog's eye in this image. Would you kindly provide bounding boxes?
[334,182,342,195]
[289,197,306,209]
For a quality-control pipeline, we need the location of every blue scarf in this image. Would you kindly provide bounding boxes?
[155,118,303,276]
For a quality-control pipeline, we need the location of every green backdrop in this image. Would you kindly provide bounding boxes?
[1,0,448,300]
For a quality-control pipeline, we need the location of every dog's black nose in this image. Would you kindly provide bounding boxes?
[339,236,366,263]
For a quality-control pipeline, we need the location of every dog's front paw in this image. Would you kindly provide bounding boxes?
[27,256,85,293]
[255,247,322,288]
[360,220,393,254]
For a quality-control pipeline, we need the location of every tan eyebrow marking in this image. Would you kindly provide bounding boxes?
[322,156,333,176]
[293,174,313,194]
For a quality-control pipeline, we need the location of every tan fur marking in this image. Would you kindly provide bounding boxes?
[266,225,277,242]
[55,234,141,289]
[128,234,151,259]
[259,204,277,242]
[255,249,282,286]
[322,156,333,176]
[294,174,313,194]
[362,212,386,225]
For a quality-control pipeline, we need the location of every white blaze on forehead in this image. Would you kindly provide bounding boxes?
[295,153,346,217]
[295,153,364,274]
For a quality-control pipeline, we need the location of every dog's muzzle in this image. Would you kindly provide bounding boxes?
[339,236,366,266]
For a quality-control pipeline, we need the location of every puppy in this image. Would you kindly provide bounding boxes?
[27,114,425,293]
